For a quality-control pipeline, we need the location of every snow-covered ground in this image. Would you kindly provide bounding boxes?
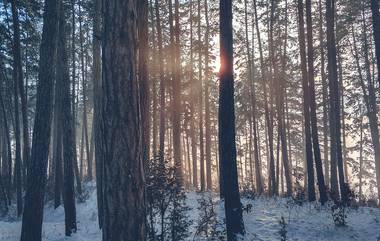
[1,183,379,241]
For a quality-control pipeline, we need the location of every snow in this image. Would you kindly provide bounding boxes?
[1,184,379,241]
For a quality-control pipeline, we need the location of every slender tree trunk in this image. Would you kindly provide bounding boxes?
[356,12,380,201]
[219,0,245,238]
[326,0,346,203]
[20,0,61,239]
[71,0,82,196]
[297,0,315,201]
[197,0,205,191]
[58,3,77,234]
[189,0,198,190]
[53,55,63,209]
[101,1,146,240]
[155,0,165,160]
[253,0,275,195]
[78,1,91,180]
[306,0,327,204]
[0,67,11,205]
[319,0,329,187]
[92,0,103,228]
[204,0,212,191]
[10,0,23,216]
[138,0,150,167]
[371,0,380,91]
[173,0,182,184]
[149,0,158,157]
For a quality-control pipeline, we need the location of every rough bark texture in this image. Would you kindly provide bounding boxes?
[20,0,60,240]
[101,1,146,240]
[219,0,245,238]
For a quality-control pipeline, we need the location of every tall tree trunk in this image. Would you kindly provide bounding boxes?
[219,0,245,238]
[326,0,347,203]
[53,56,63,209]
[93,0,103,229]
[78,1,91,180]
[58,3,77,235]
[71,0,82,195]
[189,0,198,189]
[173,0,182,185]
[297,0,315,201]
[101,1,146,240]
[149,0,158,157]
[306,0,327,204]
[197,0,205,191]
[155,0,165,160]
[371,0,380,91]
[10,0,23,216]
[138,0,150,167]
[278,0,292,197]
[20,0,60,239]
[250,4,263,193]
[253,0,275,195]
[319,0,329,187]
[0,71,11,205]
[204,0,212,191]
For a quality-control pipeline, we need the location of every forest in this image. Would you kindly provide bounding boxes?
[0,0,380,240]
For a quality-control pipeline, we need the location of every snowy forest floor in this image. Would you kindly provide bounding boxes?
[1,182,380,241]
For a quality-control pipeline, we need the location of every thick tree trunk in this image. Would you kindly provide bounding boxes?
[20,0,60,240]
[219,0,245,238]
[101,1,146,240]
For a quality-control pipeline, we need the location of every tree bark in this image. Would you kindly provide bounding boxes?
[219,0,245,238]
[20,0,60,239]
[101,0,146,240]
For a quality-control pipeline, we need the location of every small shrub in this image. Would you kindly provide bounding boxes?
[278,216,287,241]
[331,202,347,227]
